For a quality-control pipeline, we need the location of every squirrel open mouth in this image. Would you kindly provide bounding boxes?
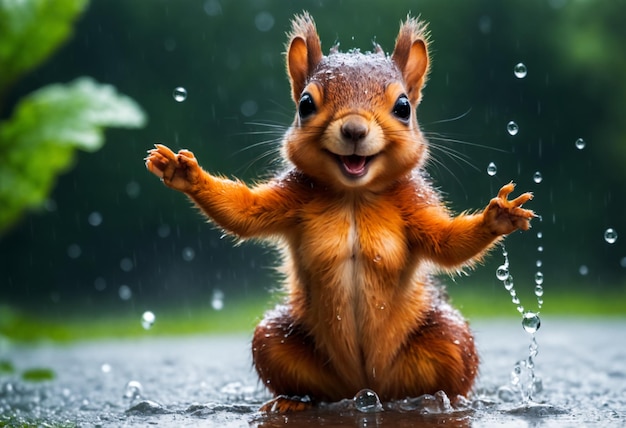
[338,154,374,178]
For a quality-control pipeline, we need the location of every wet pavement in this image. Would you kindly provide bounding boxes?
[1,317,625,427]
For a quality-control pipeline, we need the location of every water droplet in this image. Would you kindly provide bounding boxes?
[487,161,497,176]
[534,285,544,297]
[604,228,618,244]
[575,138,586,150]
[536,231,543,239]
[504,275,514,291]
[118,285,132,301]
[537,246,544,252]
[141,311,156,330]
[126,181,141,198]
[496,265,509,281]
[514,63,527,78]
[254,11,275,32]
[354,389,382,413]
[534,271,544,285]
[124,380,143,400]
[157,224,171,238]
[101,363,111,373]
[182,247,195,261]
[88,211,103,227]
[211,289,224,310]
[94,277,107,291]
[67,244,82,259]
[533,171,542,184]
[536,260,542,268]
[120,257,134,272]
[173,87,187,102]
[507,121,519,136]
[522,312,541,334]
[579,265,589,275]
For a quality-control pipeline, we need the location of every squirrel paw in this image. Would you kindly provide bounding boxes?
[145,144,201,193]
[483,182,535,235]
[258,395,313,413]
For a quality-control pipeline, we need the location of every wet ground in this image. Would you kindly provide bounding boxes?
[1,317,625,427]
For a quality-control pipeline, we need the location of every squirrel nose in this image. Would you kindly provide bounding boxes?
[341,117,369,143]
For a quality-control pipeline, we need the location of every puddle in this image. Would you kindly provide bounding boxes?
[1,319,624,427]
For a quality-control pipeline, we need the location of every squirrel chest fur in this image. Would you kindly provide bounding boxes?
[145,12,534,412]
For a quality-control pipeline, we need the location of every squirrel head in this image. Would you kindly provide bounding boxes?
[283,12,430,192]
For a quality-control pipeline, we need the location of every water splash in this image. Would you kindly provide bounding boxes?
[496,242,543,403]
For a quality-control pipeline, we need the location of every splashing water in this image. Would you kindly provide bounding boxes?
[514,62,527,79]
[496,238,544,403]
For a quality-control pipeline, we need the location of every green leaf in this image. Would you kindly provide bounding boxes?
[21,367,56,382]
[0,77,147,234]
[0,0,88,91]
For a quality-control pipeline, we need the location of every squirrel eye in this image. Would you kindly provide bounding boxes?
[298,93,316,119]
[392,95,411,122]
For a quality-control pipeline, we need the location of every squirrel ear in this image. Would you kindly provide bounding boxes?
[391,17,429,105]
[286,12,323,103]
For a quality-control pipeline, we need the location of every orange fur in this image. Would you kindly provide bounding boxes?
[145,12,534,413]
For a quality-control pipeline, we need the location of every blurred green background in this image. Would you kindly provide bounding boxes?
[1,0,625,341]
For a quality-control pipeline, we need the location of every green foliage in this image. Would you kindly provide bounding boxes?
[21,367,56,382]
[0,359,15,375]
[0,0,147,235]
[0,0,88,90]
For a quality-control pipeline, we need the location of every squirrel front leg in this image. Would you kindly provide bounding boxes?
[145,144,295,238]
[414,182,534,269]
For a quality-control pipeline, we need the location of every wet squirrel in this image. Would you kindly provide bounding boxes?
[145,12,534,412]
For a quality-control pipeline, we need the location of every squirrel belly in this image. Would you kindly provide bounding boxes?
[144,12,535,413]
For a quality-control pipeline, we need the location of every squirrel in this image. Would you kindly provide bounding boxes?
[145,12,534,413]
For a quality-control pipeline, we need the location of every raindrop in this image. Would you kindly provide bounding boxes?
[88,211,103,227]
[240,100,258,117]
[534,271,544,285]
[514,62,527,79]
[67,244,82,259]
[579,265,589,276]
[182,247,195,261]
[533,171,543,184]
[157,224,171,238]
[101,363,111,373]
[211,289,224,310]
[118,285,132,301]
[536,259,542,268]
[124,380,143,400]
[354,388,382,413]
[126,181,141,199]
[604,228,618,244]
[120,257,134,272]
[537,246,544,252]
[173,87,187,102]
[496,265,509,281]
[203,0,222,16]
[522,312,541,334]
[575,138,586,150]
[620,257,626,268]
[536,231,543,239]
[507,121,519,136]
[254,11,275,32]
[94,277,107,291]
[141,311,156,330]
[534,285,544,297]
[487,161,497,176]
